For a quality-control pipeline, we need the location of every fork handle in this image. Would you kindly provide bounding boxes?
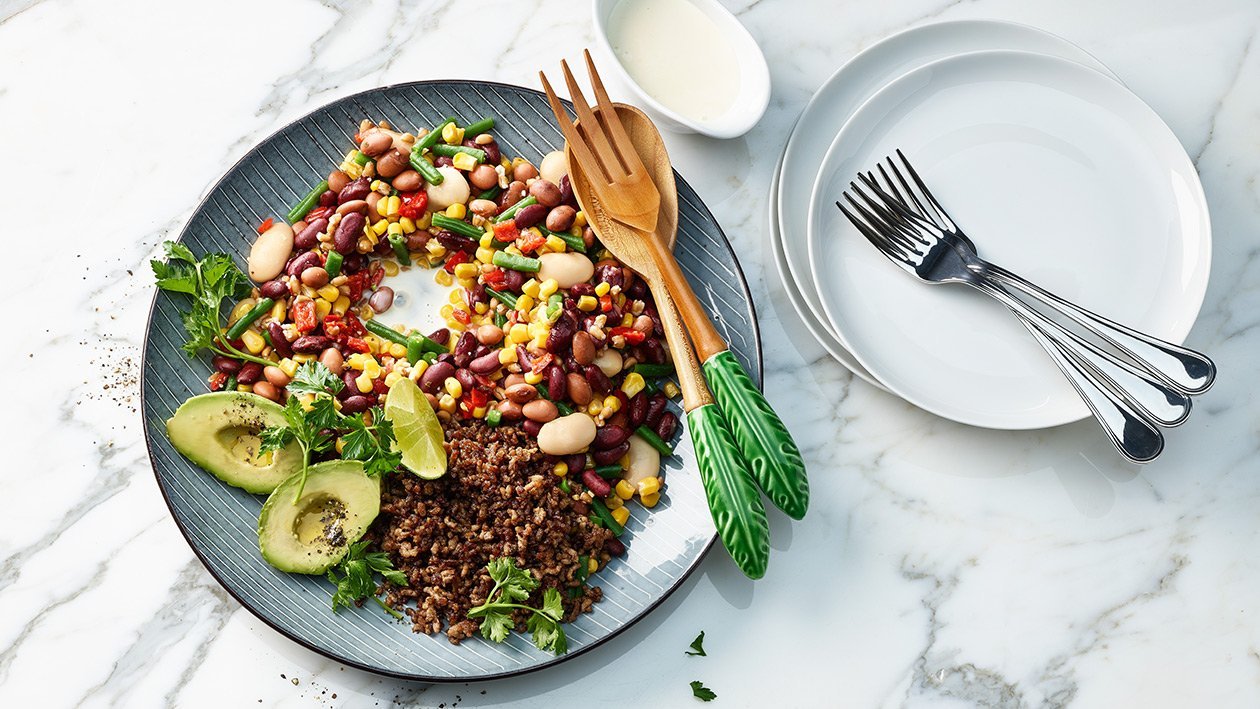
[974,280,1164,463]
[983,263,1216,394]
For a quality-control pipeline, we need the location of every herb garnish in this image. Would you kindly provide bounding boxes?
[259,362,400,500]
[685,630,707,656]
[690,681,716,702]
[150,241,271,367]
[328,540,408,617]
[467,558,568,655]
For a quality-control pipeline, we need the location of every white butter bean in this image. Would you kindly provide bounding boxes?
[624,434,661,486]
[425,166,471,210]
[537,413,597,455]
[594,347,623,378]
[539,150,569,184]
[247,222,294,282]
[537,252,595,289]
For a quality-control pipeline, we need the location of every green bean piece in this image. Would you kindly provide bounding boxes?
[353,151,370,166]
[464,116,495,135]
[431,144,486,162]
[286,180,328,224]
[485,408,503,427]
[324,250,344,278]
[388,234,411,265]
[492,251,541,273]
[423,350,439,363]
[485,287,518,309]
[553,229,587,253]
[492,195,538,223]
[224,375,237,391]
[405,336,425,365]
[477,185,501,200]
[414,117,457,153]
[225,297,274,340]
[632,363,675,379]
[364,319,409,346]
[493,311,507,329]
[594,465,623,479]
[546,293,563,320]
[575,554,590,583]
[431,213,484,240]
[556,400,574,416]
[559,477,572,494]
[590,498,624,536]
[635,425,675,455]
[409,153,445,185]
[415,334,447,355]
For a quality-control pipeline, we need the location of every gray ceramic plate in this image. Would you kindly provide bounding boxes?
[141,81,762,682]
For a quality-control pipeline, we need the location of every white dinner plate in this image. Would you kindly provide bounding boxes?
[807,50,1211,429]
[773,20,1117,386]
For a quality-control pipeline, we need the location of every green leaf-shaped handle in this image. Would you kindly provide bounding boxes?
[702,349,809,520]
[687,403,770,579]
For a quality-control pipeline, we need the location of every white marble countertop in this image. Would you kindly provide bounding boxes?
[5,0,1260,706]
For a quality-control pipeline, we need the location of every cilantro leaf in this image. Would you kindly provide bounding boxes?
[690,681,716,702]
[685,630,707,657]
[288,361,346,396]
[327,540,407,619]
[469,558,568,655]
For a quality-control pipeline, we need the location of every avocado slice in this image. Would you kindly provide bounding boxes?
[166,392,303,494]
[258,460,381,574]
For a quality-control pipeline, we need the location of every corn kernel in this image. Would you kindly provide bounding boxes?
[293,353,316,364]
[640,492,660,508]
[241,329,266,354]
[382,260,400,277]
[524,370,544,385]
[572,295,596,312]
[426,241,447,258]
[574,211,587,228]
[594,282,611,297]
[453,262,479,280]
[522,279,541,298]
[371,219,389,236]
[441,123,464,144]
[385,195,401,217]
[446,318,464,331]
[268,299,287,324]
[317,285,340,303]
[445,203,467,220]
[384,371,403,387]
[331,296,350,316]
[439,304,455,320]
[228,299,256,325]
[621,313,635,328]
[498,348,518,365]
[587,557,599,574]
[586,400,603,416]
[278,358,298,377]
[637,477,661,497]
[386,222,403,237]
[410,360,429,379]
[388,342,407,359]
[347,353,368,371]
[472,406,486,418]
[544,235,566,252]
[438,393,457,413]
[335,437,346,454]
[662,381,680,399]
[610,505,630,526]
[434,269,453,286]
[355,372,373,393]
[509,324,531,343]
[370,179,386,193]
[614,480,635,500]
[605,495,624,510]
[476,247,496,264]
[474,302,489,315]
[621,372,646,399]
[553,462,568,477]
[602,395,621,414]
[444,377,463,399]
[452,152,477,171]
[400,217,416,234]
[538,279,559,298]
[516,294,535,313]
[456,277,476,290]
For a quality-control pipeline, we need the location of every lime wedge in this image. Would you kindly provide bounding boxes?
[384,377,447,479]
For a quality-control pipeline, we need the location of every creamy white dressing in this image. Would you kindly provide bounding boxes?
[606,0,741,123]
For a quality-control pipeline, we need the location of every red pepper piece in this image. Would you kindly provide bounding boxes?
[483,268,507,289]
[346,273,366,303]
[599,294,613,313]
[341,312,367,338]
[344,336,370,353]
[305,205,334,221]
[444,250,470,274]
[609,326,646,345]
[452,308,471,325]
[398,191,428,219]
[292,299,318,334]
[208,372,228,391]
[492,221,519,243]
[257,217,275,234]
[519,233,546,254]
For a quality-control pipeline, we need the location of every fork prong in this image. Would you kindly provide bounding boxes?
[876,163,935,227]
[849,179,931,247]
[843,190,922,254]
[539,71,611,184]
[561,59,626,182]
[839,200,919,267]
[892,149,956,230]
[855,173,940,236]
[584,48,641,177]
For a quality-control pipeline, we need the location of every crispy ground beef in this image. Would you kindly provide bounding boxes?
[367,420,614,643]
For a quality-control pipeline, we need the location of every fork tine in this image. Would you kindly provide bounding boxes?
[561,59,626,181]
[539,71,611,184]
[584,48,641,176]
[876,163,936,227]
[849,180,929,247]
[843,190,921,253]
[855,173,939,236]
[893,149,956,229]
[839,200,918,266]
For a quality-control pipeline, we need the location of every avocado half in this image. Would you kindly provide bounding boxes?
[166,392,303,494]
[258,460,381,574]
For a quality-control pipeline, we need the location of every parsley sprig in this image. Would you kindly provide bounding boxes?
[150,241,271,367]
[259,362,402,501]
[467,558,568,655]
[690,681,716,702]
[328,540,408,617]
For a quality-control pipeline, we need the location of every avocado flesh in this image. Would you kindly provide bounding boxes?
[166,392,303,494]
[258,460,381,574]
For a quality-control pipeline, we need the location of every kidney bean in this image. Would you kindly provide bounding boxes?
[566,373,593,406]
[327,170,350,193]
[569,282,595,298]
[293,218,328,249]
[286,250,321,277]
[572,499,591,515]
[454,368,476,393]
[500,268,525,293]
[571,331,596,365]
[640,337,666,365]
[267,322,293,359]
[337,177,371,204]
[464,138,499,166]
[585,364,612,394]
[547,365,567,401]
[333,212,365,254]
[593,424,630,450]
[546,205,576,232]
[546,313,576,353]
[656,411,678,441]
[376,149,409,178]
[522,419,544,436]
[645,393,667,428]
[319,347,344,375]
[591,441,629,467]
[427,328,451,346]
[558,175,575,205]
[451,332,476,359]
[513,203,548,229]
[605,537,626,557]
[341,395,372,414]
[498,181,526,209]
[419,361,455,394]
[318,190,337,208]
[368,286,394,313]
[259,280,288,300]
[212,355,241,374]
[305,205,334,222]
[528,179,562,207]
[292,335,333,353]
[435,230,476,254]
[523,399,559,423]
[563,453,586,473]
[582,226,596,249]
[628,392,649,428]
[582,469,612,498]
[434,155,455,168]
[506,382,538,404]
[437,352,455,365]
[339,371,358,398]
[496,399,523,421]
[342,253,368,274]
[512,161,539,182]
[593,260,624,288]
[626,278,648,300]
[465,351,499,375]
[235,361,262,385]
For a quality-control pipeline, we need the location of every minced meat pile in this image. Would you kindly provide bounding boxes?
[368,419,615,643]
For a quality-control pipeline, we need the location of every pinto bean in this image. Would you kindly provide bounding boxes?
[512,161,539,182]
[300,266,329,288]
[522,398,559,423]
[319,347,344,375]
[476,324,504,345]
[469,198,498,217]
[327,170,351,193]
[545,205,576,232]
[469,164,498,190]
[375,149,409,178]
[335,199,369,216]
[360,130,394,157]
[506,382,538,404]
[566,372,593,406]
[528,179,562,207]
[571,331,596,365]
[391,170,422,192]
[263,365,291,387]
[496,399,524,421]
[539,150,567,183]
[252,381,280,401]
[497,181,526,209]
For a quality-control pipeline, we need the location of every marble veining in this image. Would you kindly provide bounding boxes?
[4,0,1260,706]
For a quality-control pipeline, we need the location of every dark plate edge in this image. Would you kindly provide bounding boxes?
[139,78,764,684]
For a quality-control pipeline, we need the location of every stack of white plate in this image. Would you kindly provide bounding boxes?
[771,20,1211,430]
